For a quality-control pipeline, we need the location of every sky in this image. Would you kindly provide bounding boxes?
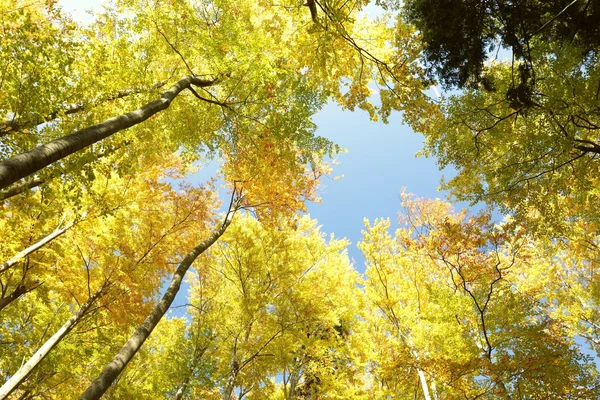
[307,103,448,266]
[57,0,454,267]
[52,0,600,364]
[56,0,463,318]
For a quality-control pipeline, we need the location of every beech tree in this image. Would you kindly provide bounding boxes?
[417,39,600,234]
[402,0,600,233]
[5,0,600,399]
[1,0,424,397]
[361,195,600,399]
[0,156,218,398]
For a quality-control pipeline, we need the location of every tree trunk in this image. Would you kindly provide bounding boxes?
[0,81,167,136]
[0,287,104,399]
[0,140,130,201]
[285,370,301,400]
[173,342,211,400]
[79,210,235,400]
[411,349,432,400]
[0,76,216,190]
[0,220,75,274]
[222,364,239,400]
[0,177,44,201]
[417,369,432,400]
[0,284,28,313]
[173,377,191,400]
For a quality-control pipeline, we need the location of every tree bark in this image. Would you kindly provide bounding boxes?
[0,140,130,201]
[0,220,74,274]
[79,209,236,400]
[0,81,167,136]
[417,369,432,400]
[0,76,216,190]
[222,361,239,400]
[0,177,44,201]
[0,287,105,399]
[0,284,28,313]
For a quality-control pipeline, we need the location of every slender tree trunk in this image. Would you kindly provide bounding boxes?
[0,76,216,190]
[0,220,74,274]
[173,377,191,400]
[0,81,167,136]
[0,140,130,201]
[431,379,439,400]
[173,342,211,400]
[286,370,301,400]
[0,284,28,313]
[79,210,235,400]
[411,349,432,400]
[222,364,239,400]
[417,369,432,400]
[0,287,104,399]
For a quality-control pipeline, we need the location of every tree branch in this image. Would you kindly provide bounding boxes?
[0,75,218,190]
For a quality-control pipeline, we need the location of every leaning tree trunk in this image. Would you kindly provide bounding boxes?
[0,286,106,399]
[0,75,216,190]
[0,140,130,201]
[79,208,236,400]
[0,81,167,136]
[0,219,75,274]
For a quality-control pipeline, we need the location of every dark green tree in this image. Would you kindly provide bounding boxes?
[404,0,600,97]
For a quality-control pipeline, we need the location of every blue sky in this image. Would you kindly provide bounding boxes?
[59,0,456,307]
[307,102,448,268]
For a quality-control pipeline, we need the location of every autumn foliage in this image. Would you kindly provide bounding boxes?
[2,0,600,398]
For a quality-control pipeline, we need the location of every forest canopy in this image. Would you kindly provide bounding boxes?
[1,0,600,399]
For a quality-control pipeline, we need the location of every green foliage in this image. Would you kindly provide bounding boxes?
[361,196,600,399]
[3,0,600,398]
[418,40,600,235]
[405,0,600,90]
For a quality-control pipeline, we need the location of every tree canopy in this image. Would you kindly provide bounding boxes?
[2,0,600,398]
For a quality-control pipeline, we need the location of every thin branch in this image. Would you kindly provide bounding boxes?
[0,219,75,274]
[155,23,195,76]
[187,86,230,108]
[530,0,579,38]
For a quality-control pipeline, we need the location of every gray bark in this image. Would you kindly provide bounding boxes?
[0,140,130,201]
[0,81,167,136]
[0,219,74,274]
[0,76,216,190]
[222,361,239,400]
[0,287,104,399]
[79,209,236,400]
[0,177,44,201]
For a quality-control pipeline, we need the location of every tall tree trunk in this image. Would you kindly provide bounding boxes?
[0,286,105,399]
[0,140,130,201]
[79,207,236,400]
[222,363,239,400]
[0,177,44,201]
[0,219,75,274]
[0,284,28,313]
[173,377,192,400]
[285,369,301,400]
[411,349,432,400]
[0,76,216,190]
[0,81,167,136]
[417,369,432,400]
